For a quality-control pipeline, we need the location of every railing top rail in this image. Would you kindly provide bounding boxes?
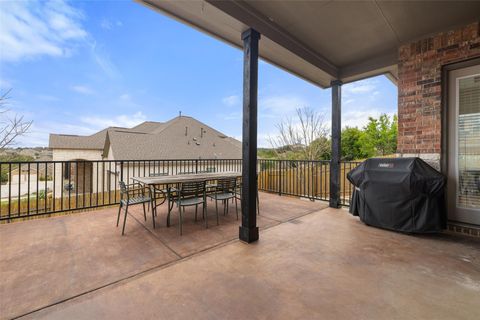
[0,158,341,164]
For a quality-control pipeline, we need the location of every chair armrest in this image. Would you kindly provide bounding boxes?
[125,183,149,197]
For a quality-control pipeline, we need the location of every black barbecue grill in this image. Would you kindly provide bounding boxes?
[347,157,446,233]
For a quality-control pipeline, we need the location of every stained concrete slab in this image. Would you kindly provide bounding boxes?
[17,208,480,320]
[0,192,326,319]
[128,192,324,257]
[0,208,179,320]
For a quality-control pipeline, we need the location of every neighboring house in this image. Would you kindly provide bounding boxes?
[49,115,241,161]
[48,115,241,195]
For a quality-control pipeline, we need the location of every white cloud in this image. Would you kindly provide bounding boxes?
[119,93,130,101]
[100,19,113,30]
[37,94,60,101]
[15,122,97,147]
[343,109,396,129]
[14,112,148,147]
[100,18,122,30]
[80,111,147,130]
[0,0,87,62]
[218,111,241,120]
[343,79,378,96]
[260,95,308,115]
[89,41,120,79]
[71,85,94,95]
[222,95,240,107]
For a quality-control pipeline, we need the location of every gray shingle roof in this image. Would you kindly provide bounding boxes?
[50,117,241,160]
[49,128,113,150]
[130,121,165,133]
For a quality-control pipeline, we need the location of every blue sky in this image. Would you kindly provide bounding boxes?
[0,0,397,148]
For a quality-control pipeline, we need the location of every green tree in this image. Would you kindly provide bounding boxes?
[360,114,397,157]
[341,127,366,160]
[310,136,331,160]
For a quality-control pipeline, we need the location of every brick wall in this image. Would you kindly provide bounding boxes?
[397,21,480,167]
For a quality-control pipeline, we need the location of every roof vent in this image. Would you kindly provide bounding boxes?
[195,142,200,146]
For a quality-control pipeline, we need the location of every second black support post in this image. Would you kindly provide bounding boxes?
[240,28,260,243]
[329,80,342,208]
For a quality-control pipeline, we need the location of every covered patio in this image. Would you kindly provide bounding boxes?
[1,192,478,319]
[137,0,480,241]
[1,1,479,319]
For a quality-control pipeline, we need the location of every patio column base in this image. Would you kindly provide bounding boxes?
[239,226,259,243]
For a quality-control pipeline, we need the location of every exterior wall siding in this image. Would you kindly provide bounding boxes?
[52,149,103,161]
[51,149,103,197]
[397,21,480,168]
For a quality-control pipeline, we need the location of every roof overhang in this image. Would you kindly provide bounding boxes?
[137,0,480,88]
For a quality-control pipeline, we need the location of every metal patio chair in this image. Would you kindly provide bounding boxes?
[208,177,238,220]
[117,181,155,236]
[174,181,207,235]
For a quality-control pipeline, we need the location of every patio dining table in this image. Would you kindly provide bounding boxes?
[133,171,241,227]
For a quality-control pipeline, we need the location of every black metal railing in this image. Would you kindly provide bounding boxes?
[0,158,361,221]
[257,159,361,205]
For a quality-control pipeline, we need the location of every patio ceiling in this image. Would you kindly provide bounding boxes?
[138,0,480,88]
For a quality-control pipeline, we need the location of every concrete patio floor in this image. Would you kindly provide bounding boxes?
[1,193,479,319]
[0,192,326,319]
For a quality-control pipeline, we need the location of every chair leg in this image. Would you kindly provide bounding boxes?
[167,198,172,227]
[122,203,129,236]
[116,203,122,227]
[235,197,238,220]
[216,201,219,226]
[195,204,198,222]
[142,203,147,221]
[152,190,157,216]
[178,205,183,236]
[151,200,156,229]
[204,201,208,228]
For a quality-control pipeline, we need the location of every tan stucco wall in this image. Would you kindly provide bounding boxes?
[52,149,103,197]
[52,149,103,161]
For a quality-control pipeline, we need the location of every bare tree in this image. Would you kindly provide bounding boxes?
[0,89,32,150]
[269,107,329,160]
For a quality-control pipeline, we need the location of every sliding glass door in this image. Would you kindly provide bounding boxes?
[448,64,480,225]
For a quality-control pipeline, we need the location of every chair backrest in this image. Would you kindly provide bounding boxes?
[217,177,236,193]
[119,181,128,198]
[149,172,168,177]
[178,171,196,175]
[179,181,206,198]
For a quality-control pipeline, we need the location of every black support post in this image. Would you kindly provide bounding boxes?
[329,80,342,208]
[240,28,260,243]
